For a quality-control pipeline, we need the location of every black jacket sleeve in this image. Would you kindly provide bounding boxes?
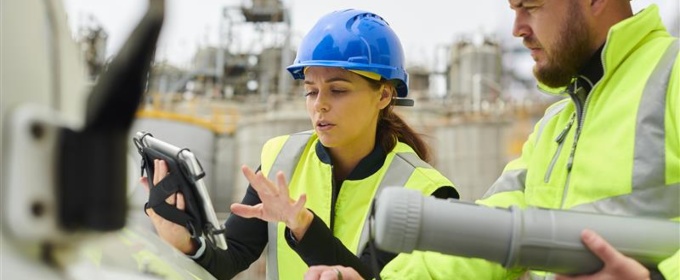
[284,186,458,279]
[194,185,268,279]
[284,213,381,279]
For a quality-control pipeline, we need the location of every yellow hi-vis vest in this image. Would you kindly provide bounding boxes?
[259,130,454,280]
[381,5,679,280]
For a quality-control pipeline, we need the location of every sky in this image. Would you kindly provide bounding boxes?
[62,0,678,69]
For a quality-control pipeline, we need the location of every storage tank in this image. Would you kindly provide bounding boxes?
[447,35,502,111]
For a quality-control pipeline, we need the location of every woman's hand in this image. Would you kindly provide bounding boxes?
[555,229,650,280]
[141,159,196,255]
[305,265,364,280]
[231,165,313,239]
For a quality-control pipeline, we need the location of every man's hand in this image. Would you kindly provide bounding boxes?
[555,229,650,280]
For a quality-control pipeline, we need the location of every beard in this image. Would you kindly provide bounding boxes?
[531,2,593,88]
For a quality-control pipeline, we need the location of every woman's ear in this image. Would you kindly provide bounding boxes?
[378,85,392,109]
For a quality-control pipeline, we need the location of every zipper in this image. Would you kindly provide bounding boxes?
[544,113,575,183]
[560,82,595,208]
[330,165,337,231]
[568,85,588,171]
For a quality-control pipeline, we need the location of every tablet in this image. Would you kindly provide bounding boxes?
[133,131,227,250]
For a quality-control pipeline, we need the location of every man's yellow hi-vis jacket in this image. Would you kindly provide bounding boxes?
[382,5,679,280]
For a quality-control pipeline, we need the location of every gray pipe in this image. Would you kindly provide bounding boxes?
[373,187,679,275]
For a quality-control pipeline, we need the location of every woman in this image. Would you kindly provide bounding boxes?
[143,9,458,279]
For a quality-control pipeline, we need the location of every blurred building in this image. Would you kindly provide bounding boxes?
[447,34,503,112]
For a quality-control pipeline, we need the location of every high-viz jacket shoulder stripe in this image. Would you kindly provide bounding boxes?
[263,130,313,280]
[571,39,679,218]
[355,150,436,256]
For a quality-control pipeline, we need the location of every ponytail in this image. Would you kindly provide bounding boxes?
[360,75,432,163]
[377,107,432,163]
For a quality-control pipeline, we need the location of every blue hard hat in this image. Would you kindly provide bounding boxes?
[287,9,409,97]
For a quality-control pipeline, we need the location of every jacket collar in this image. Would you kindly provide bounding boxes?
[603,4,666,75]
[315,139,387,180]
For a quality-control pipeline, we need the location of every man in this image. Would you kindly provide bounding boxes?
[304,0,679,279]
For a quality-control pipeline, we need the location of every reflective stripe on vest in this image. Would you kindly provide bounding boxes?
[355,152,433,255]
[482,169,528,198]
[265,130,312,280]
[265,133,433,279]
[571,39,680,218]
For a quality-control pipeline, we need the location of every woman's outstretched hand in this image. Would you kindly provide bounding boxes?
[305,265,364,280]
[141,159,196,254]
[231,165,313,239]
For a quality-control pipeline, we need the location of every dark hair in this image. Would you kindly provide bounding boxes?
[363,77,432,163]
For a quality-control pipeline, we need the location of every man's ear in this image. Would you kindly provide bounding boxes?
[589,0,607,16]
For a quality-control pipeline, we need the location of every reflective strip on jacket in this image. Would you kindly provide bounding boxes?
[381,5,679,280]
[260,131,455,279]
